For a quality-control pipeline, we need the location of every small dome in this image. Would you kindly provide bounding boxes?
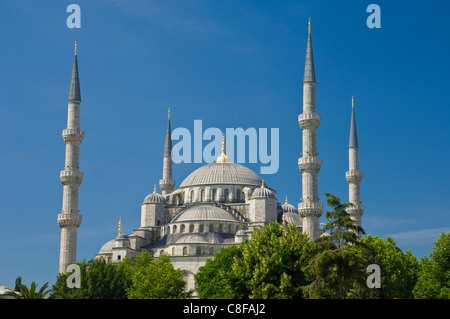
[143,192,166,204]
[282,202,298,214]
[171,205,237,223]
[98,239,115,254]
[284,212,302,227]
[251,183,275,199]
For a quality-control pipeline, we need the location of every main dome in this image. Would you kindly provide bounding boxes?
[179,162,263,188]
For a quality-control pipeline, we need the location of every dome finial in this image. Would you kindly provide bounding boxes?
[285,196,288,204]
[153,184,157,194]
[216,132,229,163]
[118,217,122,235]
[261,180,265,188]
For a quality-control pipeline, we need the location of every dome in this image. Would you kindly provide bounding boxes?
[282,202,298,214]
[171,205,238,223]
[251,183,275,199]
[98,239,115,254]
[284,212,302,227]
[179,162,264,188]
[143,192,166,204]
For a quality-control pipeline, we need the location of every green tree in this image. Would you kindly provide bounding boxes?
[348,235,419,299]
[302,193,367,299]
[414,232,450,299]
[1,281,62,299]
[229,222,310,299]
[53,257,131,299]
[194,245,243,299]
[126,251,191,299]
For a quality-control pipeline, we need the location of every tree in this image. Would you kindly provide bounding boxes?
[1,281,62,299]
[302,193,367,299]
[414,232,450,299]
[194,245,243,299]
[231,222,310,299]
[53,257,131,299]
[125,251,191,299]
[348,235,419,299]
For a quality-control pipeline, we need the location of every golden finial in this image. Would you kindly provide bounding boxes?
[118,217,122,235]
[261,180,265,188]
[216,132,229,163]
[308,18,311,34]
[285,196,288,204]
[74,41,78,55]
[168,107,171,119]
[352,96,354,108]
[153,184,157,194]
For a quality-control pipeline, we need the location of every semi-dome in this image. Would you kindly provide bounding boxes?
[98,239,115,254]
[171,205,238,223]
[284,212,302,227]
[179,162,264,188]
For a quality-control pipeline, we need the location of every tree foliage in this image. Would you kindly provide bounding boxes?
[1,281,62,299]
[125,251,191,299]
[414,232,450,299]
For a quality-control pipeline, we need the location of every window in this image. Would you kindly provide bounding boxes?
[183,247,188,256]
[180,224,185,233]
[212,189,217,201]
[199,224,204,232]
[224,188,229,202]
[200,189,205,201]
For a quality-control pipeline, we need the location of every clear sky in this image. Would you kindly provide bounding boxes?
[0,0,449,289]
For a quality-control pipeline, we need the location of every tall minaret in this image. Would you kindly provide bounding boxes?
[159,108,175,197]
[298,19,323,240]
[346,97,364,236]
[58,42,84,273]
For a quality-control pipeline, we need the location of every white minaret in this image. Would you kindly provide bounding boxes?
[298,19,323,240]
[58,42,84,273]
[159,108,175,197]
[346,97,364,236]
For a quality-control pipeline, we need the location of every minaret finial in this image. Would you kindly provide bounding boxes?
[74,41,78,55]
[308,17,311,34]
[118,217,122,235]
[168,107,171,119]
[216,132,229,163]
[352,96,354,108]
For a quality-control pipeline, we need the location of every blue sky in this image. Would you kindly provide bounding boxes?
[0,0,449,288]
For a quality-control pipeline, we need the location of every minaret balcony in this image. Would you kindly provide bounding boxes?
[346,205,364,216]
[298,156,322,172]
[57,213,82,228]
[60,170,84,185]
[159,178,175,190]
[62,129,84,144]
[298,202,323,217]
[345,170,363,183]
[298,113,321,130]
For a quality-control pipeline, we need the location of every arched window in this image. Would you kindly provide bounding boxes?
[173,225,177,233]
[167,226,171,234]
[190,189,195,202]
[200,189,205,202]
[228,224,232,233]
[172,247,175,256]
[180,224,185,233]
[183,246,188,256]
[209,223,214,232]
[212,188,217,201]
[224,188,229,202]
[196,246,201,255]
[199,224,204,232]
[189,224,194,233]
[218,224,223,233]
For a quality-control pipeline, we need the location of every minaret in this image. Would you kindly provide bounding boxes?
[159,108,175,197]
[58,42,84,273]
[298,19,323,240]
[346,97,364,236]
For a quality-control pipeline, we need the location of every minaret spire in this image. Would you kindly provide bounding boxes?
[298,18,323,239]
[159,108,175,197]
[346,96,364,237]
[58,41,84,273]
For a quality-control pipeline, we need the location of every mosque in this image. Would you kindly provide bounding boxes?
[57,20,364,294]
